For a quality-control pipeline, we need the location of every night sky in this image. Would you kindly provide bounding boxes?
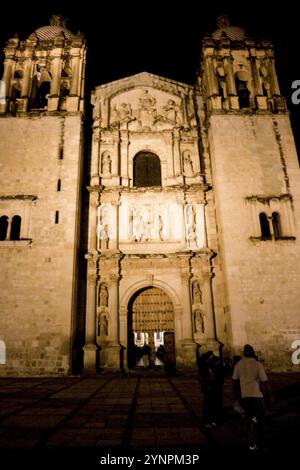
[1,0,299,153]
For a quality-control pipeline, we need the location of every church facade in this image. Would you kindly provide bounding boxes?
[0,15,299,375]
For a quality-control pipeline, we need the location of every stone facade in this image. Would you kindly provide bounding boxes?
[0,15,299,375]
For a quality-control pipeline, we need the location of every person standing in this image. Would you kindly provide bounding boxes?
[199,351,219,427]
[232,344,273,451]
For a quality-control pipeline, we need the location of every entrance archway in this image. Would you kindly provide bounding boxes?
[127,286,175,369]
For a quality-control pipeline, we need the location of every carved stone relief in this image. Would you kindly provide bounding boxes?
[182,150,194,177]
[194,309,205,335]
[100,151,112,176]
[109,88,185,131]
[96,205,113,250]
[184,204,203,250]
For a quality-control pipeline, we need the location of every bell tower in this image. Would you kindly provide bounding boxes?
[0,14,85,114]
[0,16,86,376]
[198,16,300,367]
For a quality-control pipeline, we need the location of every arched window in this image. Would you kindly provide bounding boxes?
[235,77,250,108]
[133,152,161,187]
[272,212,282,239]
[10,215,21,240]
[0,216,9,240]
[0,340,5,365]
[259,213,271,239]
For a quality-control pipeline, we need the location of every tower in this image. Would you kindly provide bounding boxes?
[199,16,300,368]
[0,15,86,375]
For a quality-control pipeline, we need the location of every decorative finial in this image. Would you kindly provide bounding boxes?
[216,15,230,29]
[49,14,67,28]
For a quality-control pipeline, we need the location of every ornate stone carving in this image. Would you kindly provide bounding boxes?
[186,205,197,247]
[98,284,108,307]
[194,309,205,334]
[158,215,164,241]
[138,90,157,127]
[155,99,182,125]
[182,150,194,176]
[101,151,112,175]
[111,102,136,126]
[132,210,149,242]
[98,313,108,336]
[192,281,202,304]
[96,205,112,250]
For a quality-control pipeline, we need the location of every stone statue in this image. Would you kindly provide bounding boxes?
[160,99,182,125]
[99,284,108,307]
[194,309,205,334]
[183,152,194,176]
[187,206,197,245]
[132,211,147,242]
[159,215,164,241]
[98,314,108,336]
[101,153,112,175]
[138,90,157,127]
[98,209,110,249]
[139,89,156,110]
[192,281,202,305]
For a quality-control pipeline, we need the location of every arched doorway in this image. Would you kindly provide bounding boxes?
[127,286,175,369]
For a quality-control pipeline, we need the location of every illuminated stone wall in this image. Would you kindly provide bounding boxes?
[0,115,83,375]
[208,113,300,369]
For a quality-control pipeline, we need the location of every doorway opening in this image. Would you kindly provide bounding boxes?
[127,286,175,370]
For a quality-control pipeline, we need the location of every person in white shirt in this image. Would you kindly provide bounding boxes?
[232,344,272,451]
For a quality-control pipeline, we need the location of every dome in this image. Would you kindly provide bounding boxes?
[35,25,74,41]
[33,14,74,41]
[212,15,246,41]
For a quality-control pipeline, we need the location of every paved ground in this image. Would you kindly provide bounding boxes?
[0,370,299,466]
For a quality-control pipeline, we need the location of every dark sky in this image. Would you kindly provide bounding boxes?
[1,0,299,152]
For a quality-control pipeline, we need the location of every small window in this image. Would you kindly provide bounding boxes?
[10,215,21,240]
[58,144,64,160]
[55,211,59,224]
[272,212,282,239]
[0,215,9,240]
[0,340,6,365]
[259,213,271,239]
[133,152,162,187]
[57,179,61,191]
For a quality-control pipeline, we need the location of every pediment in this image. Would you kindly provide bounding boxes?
[92,72,195,131]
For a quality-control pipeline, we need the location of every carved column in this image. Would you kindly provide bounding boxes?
[70,54,80,96]
[90,132,100,186]
[224,57,236,95]
[88,191,99,251]
[21,60,33,98]
[224,56,239,110]
[205,56,218,96]
[108,274,120,343]
[82,256,98,373]
[250,56,268,110]
[120,130,128,184]
[180,272,196,366]
[50,56,61,96]
[181,92,189,128]
[250,56,263,96]
[269,59,281,96]
[0,58,14,112]
[101,271,121,369]
[173,128,181,177]
[201,270,220,354]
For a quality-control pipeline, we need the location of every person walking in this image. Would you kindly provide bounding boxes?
[232,344,273,451]
[199,351,222,427]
